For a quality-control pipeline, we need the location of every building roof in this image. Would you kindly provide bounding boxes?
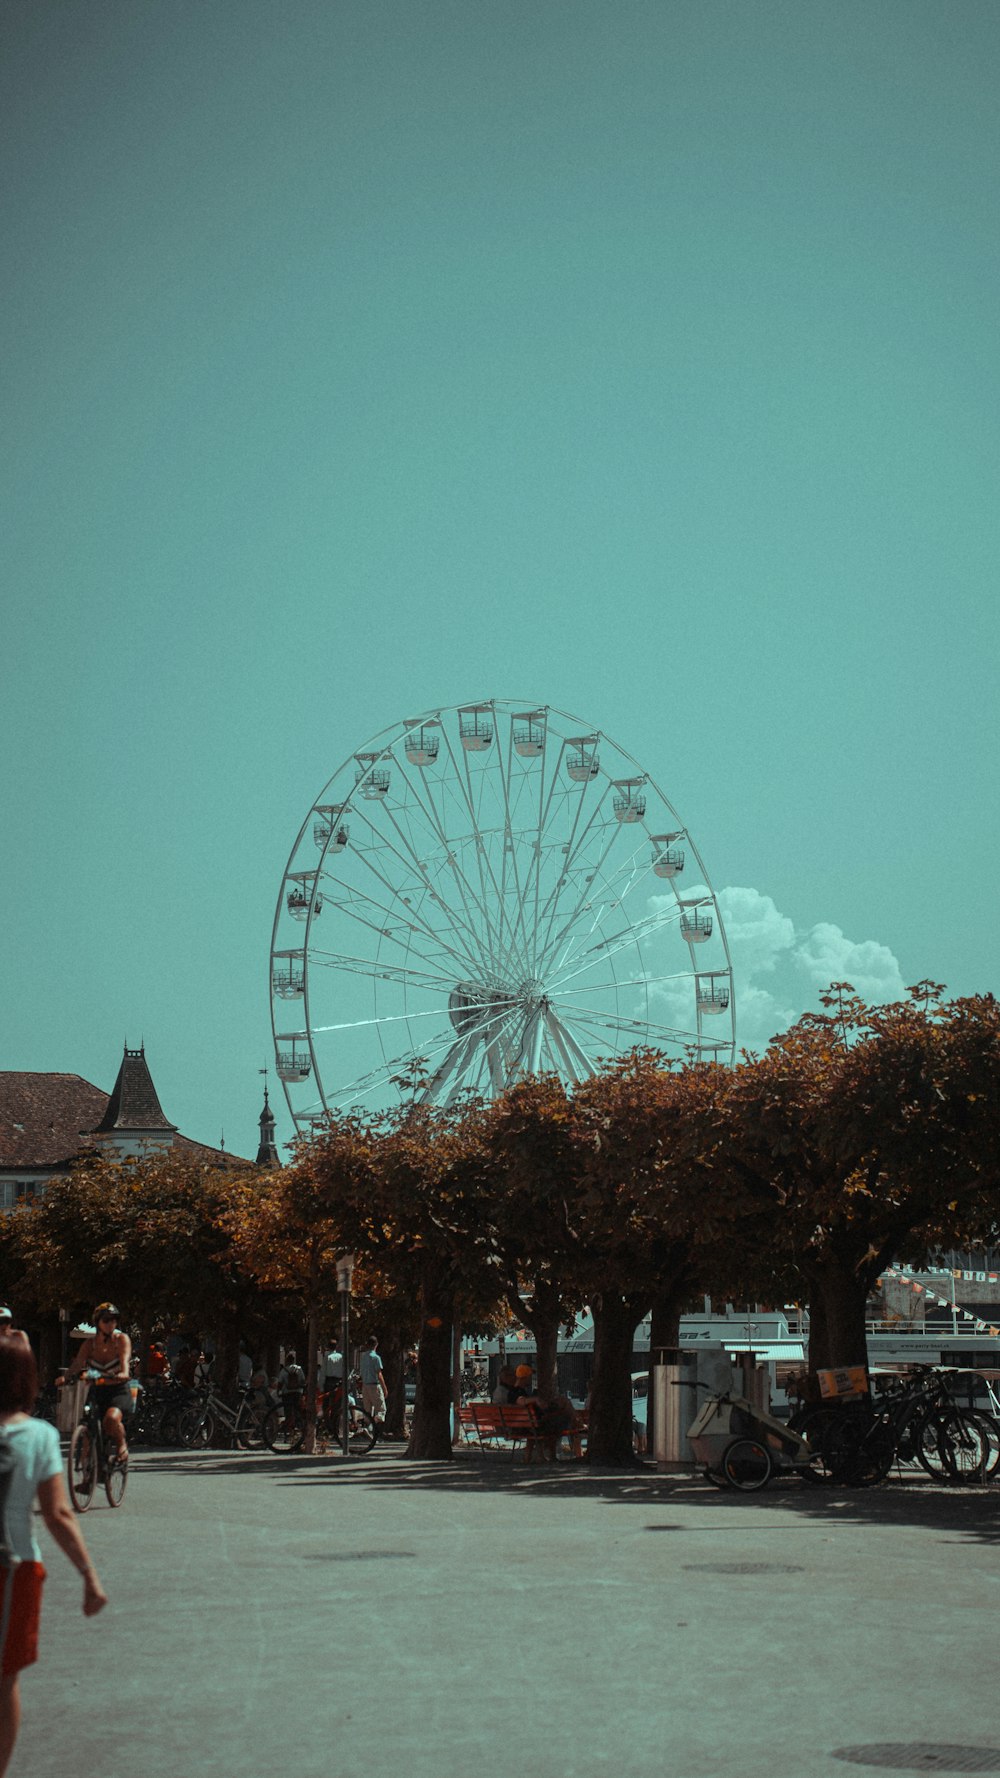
[0,1073,109,1167]
[91,1046,177,1134]
[0,1068,242,1170]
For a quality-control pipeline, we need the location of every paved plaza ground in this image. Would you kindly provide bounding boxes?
[17,1445,1000,1778]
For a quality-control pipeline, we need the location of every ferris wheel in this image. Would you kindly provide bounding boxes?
[270,699,735,1131]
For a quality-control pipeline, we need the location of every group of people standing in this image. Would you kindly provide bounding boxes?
[233,1335,390,1437]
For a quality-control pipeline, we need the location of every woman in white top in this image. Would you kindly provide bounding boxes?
[0,1340,107,1776]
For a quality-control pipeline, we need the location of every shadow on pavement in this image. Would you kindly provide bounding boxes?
[132,1447,1000,1541]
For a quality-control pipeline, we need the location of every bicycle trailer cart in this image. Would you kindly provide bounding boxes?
[688,1391,821,1491]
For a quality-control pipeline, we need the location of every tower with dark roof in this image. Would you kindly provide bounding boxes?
[89,1044,177,1158]
[255,1085,280,1168]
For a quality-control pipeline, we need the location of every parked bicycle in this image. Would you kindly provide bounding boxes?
[265,1373,378,1455]
[66,1380,129,1511]
[129,1381,193,1448]
[790,1367,994,1486]
[174,1386,271,1451]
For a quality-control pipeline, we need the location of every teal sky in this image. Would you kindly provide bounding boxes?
[3,2,998,1155]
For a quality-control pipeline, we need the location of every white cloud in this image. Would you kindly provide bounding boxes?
[725,889,905,1054]
[794,922,906,1006]
[716,886,795,978]
[645,884,907,1057]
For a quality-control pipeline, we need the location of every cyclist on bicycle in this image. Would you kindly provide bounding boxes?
[56,1303,132,1466]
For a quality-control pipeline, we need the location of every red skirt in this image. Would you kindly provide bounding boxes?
[0,1563,45,1676]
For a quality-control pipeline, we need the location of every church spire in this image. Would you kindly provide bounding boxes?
[256,1069,280,1168]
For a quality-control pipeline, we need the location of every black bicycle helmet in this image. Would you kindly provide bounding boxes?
[94,1302,120,1320]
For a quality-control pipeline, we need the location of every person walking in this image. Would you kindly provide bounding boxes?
[358,1337,387,1440]
[0,1339,107,1776]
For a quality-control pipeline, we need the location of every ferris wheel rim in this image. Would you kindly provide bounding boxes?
[270,697,735,1124]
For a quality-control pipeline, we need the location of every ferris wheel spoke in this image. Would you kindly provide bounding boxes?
[418,997,520,1103]
[520,731,567,965]
[319,882,479,983]
[456,720,533,981]
[551,900,688,986]
[346,807,487,974]
[542,1007,598,1079]
[343,840,485,978]
[326,1006,499,1111]
[549,970,696,997]
[536,822,646,979]
[533,778,618,971]
[435,722,502,972]
[564,1003,706,1048]
[500,722,557,972]
[381,760,504,974]
[306,949,457,994]
[311,1004,463,1036]
[492,718,534,977]
[414,744,525,981]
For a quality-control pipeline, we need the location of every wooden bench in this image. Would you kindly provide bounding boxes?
[458,1402,587,1462]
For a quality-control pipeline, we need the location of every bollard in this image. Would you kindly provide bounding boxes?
[653,1349,699,1473]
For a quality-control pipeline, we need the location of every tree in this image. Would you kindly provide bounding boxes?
[481,1075,586,1401]
[223,1121,373,1449]
[7,1149,260,1378]
[571,1053,727,1464]
[302,1091,505,1461]
[712,985,1000,1371]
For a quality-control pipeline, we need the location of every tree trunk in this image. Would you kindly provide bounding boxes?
[533,1315,560,1404]
[407,1277,455,1461]
[37,1316,60,1387]
[380,1330,407,1439]
[212,1320,238,1394]
[503,1285,563,1401]
[587,1294,648,1466]
[137,1318,152,1384]
[808,1262,871,1370]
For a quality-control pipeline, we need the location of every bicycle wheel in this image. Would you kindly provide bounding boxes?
[797,1407,852,1482]
[972,1410,1000,1479]
[722,1438,772,1491]
[104,1452,128,1508]
[348,1411,378,1455]
[821,1414,894,1487]
[158,1404,187,1446]
[920,1409,988,1483]
[236,1406,268,1450]
[68,1424,96,1513]
[264,1405,305,1455]
[177,1407,214,1449]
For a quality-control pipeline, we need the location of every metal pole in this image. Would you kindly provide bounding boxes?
[952,1271,958,1339]
[341,1287,350,1460]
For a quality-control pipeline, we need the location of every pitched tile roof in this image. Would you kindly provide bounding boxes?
[0,1070,244,1169]
[0,1073,108,1167]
